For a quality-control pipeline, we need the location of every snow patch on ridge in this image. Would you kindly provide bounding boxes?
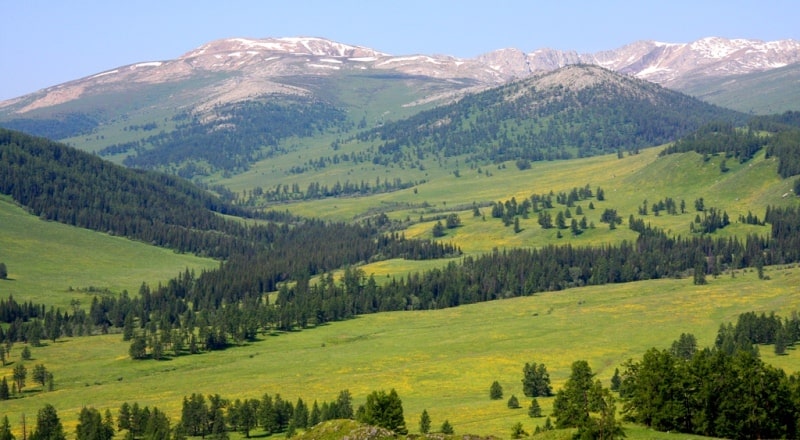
[90,70,118,79]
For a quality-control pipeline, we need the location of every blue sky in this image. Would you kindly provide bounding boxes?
[2,0,799,100]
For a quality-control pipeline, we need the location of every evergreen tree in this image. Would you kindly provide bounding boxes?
[489,380,503,400]
[507,395,521,409]
[0,263,7,280]
[358,389,407,434]
[308,401,321,428]
[292,398,308,429]
[76,407,114,440]
[32,364,47,388]
[31,404,66,440]
[144,408,171,440]
[510,422,528,439]
[0,416,12,440]
[522,362,552,397]
[552,360,623,439]
[12,363,26,394]
[610,368,621,392]
[0,377,9,400]
[129,335,147,359]
[118,403,132,432]
[670,333,698,360]
[419,410,431,434]
[432,221,445,238]
[528,399,542,418]
[334,390,354,419]
[21,346,31,360]
[440,420,454,435]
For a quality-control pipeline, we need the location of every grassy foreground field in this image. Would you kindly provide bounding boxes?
[2,265,799,439]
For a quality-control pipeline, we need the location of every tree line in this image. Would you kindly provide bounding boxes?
[5,204,795,357]
[235,177,417,205]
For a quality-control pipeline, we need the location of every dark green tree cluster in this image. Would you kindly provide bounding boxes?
[715,310,800,355]
[356,389,407,434]
[180,389,353,438]
[492,186,601,229]
[76,407,114,440]
[690,207,730,234]
[619,341,798,439]
[660,121,767,162]
[521,362,552,397]
[239,177,416,204]
[117,402,171,440]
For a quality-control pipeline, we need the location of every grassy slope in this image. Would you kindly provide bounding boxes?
[273,145,789,282]
[0,195,218,309]
[2,266,799,438]
[679,63,800,115]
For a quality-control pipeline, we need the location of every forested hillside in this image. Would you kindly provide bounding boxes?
[354,65,745,168]
[0,128,457,262]
[101,97,352,176]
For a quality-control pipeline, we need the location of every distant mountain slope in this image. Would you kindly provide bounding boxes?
[357,65,746,166]
[679,62,800,114]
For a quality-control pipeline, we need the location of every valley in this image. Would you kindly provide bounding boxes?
[1,34,800,440]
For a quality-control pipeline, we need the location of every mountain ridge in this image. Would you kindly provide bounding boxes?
[2,36,798,115]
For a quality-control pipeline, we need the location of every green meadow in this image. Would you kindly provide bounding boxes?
[0,195,218,309]
[2,263,799,438]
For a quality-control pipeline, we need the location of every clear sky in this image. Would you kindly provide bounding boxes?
[2,0,799,101]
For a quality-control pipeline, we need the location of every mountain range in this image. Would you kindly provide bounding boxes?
[0,35,796,182]
[2,36,799,116]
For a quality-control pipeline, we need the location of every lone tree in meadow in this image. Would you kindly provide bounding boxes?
[0,262,7,280]
[490,381,504,400]
[419,410,431,434]
[12,363,26,394]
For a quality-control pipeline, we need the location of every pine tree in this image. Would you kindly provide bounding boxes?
[528,399,542,418]
[0,416,14,440]
[489,380,504,400]
[358,389,407,434]
[31,404,66,440]
[440,420,453,434]
[0,377,9,400]
[419,410,431,434]
[510,422,528,439]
